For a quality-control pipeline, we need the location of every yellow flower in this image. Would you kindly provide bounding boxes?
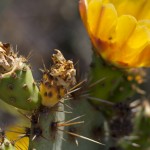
[6,125,29,150]
[79,0,150,68]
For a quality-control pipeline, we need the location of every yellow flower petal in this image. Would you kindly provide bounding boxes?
[6,125,29,149]
[103,15,137,65]
[118,25,150,67]
[136,1,150,20]
[104,0,149,19]
[115,15,137,48]
[137,45,150,67]
[79,0,150,68]
[79,0,88,26]
[138,20,150,30]
[104,23,150,67]
[128,25,150,50]
[87,0,117,41]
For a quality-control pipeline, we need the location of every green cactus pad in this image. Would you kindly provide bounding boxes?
[0,63,41,110]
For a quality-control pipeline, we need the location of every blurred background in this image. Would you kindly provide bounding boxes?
[0,0,92,79]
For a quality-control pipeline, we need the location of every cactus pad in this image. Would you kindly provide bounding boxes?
[0,42,41,110]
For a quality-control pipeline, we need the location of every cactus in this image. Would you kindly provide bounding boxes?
[0,1,150,149]
[89,53,145,103]
[0,42,41,110]
[84,53,145,149]
[0,42,147,150]
[28,50,104,149]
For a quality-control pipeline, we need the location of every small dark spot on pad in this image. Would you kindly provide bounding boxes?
[7,83,14,90]
[44,92,47,97]
[48,91,53,97]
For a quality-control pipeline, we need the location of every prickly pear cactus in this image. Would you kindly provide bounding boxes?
[0,38,147,150]
[0,42,41,110]
[29,50,77,149]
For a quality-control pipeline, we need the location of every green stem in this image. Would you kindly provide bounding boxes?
[29,103,65,150]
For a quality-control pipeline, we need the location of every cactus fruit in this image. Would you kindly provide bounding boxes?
[40,49,76,107]
[0,42,41,110]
